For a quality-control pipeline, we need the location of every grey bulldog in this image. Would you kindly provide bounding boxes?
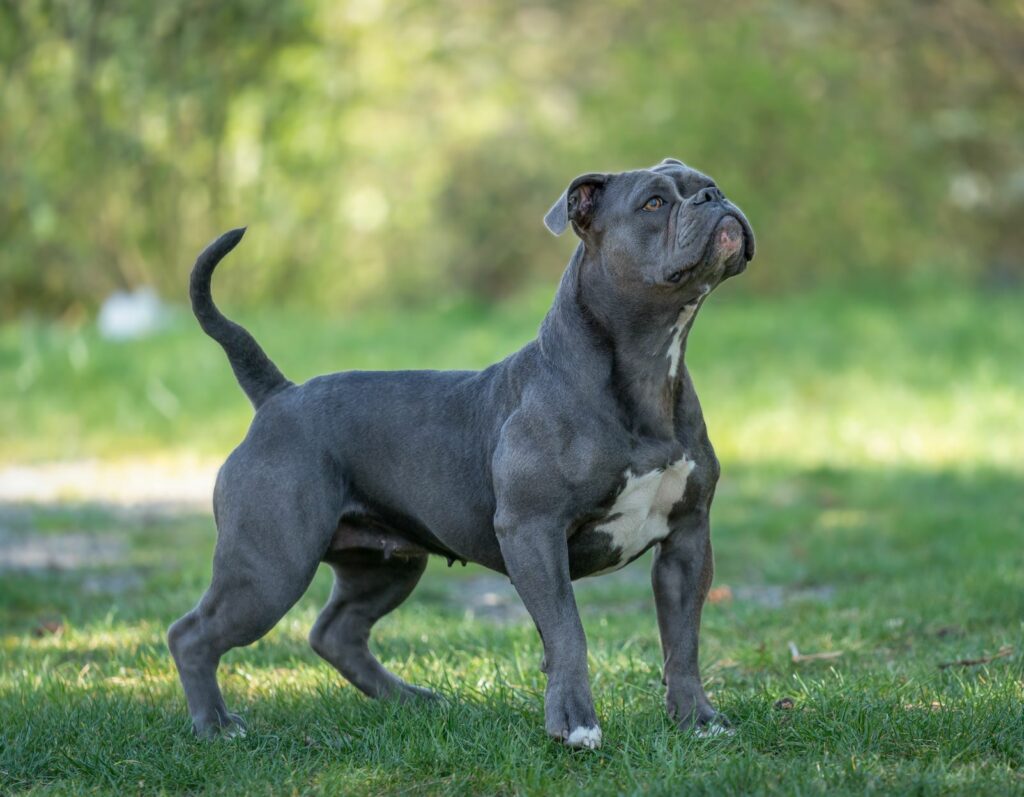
[168,157,755,748]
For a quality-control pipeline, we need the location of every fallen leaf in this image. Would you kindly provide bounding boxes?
[708,585,733,604]
[937,645,1013,670]
[773,697,795,710]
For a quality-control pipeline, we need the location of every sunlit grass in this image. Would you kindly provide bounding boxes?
[2,285,1021,470]
[3,461,1023,794]
[2,285,1023,794]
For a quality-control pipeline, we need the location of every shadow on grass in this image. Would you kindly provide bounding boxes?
[1,460,1021,639]
[1,462,1022,793]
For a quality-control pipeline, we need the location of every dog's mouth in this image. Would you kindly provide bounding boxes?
[666,210,753,286]
[711,214,745,260]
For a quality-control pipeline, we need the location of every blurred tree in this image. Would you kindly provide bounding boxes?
[0,0,1020,316]
[0,0,314,313]
[825,0,1024,285]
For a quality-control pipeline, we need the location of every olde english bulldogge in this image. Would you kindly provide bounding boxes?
[168,157,755,748]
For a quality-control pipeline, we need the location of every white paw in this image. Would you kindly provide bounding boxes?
[566,725,603,749]
[693,721,734,739]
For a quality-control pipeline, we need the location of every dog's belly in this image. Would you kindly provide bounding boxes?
[569,456,695,578]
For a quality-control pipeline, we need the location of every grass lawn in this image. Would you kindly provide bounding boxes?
[1,282,1023,794]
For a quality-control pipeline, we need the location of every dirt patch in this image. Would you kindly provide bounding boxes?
[0,531,126,570]
[448,573,835,625]
[450,567,656,625]
[451,575,528,624]
[732,584,835,608]
[0,519,146,595]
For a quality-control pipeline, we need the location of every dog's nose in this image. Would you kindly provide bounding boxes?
[692,186,724,205]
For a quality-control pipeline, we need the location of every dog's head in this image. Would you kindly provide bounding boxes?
[544,158,755,305]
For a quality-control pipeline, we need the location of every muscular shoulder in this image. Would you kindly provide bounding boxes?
[492,398,620,521]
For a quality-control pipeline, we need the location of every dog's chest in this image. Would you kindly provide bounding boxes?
[578,456,695,576]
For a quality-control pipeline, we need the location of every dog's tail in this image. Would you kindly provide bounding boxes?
[189,228,292,410]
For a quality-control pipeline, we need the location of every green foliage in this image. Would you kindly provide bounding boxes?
[1,1,1021,316]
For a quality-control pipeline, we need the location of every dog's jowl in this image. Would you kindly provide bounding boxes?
[168,158,755,747]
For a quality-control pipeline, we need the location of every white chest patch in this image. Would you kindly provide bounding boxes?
[666,304,697,379]
[592,456,696,575]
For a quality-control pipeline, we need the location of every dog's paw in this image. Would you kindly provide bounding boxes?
[193,712,247,740]
[565,725,603,749]
[669,692,734,740]
[401,683,444,703]
[666,677,724,735]
[692,718,735,739]
[545,680,601,749]
[382,680,444,705]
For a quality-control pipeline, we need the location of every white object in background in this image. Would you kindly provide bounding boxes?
[97,287,165,340]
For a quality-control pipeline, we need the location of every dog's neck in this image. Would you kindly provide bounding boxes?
[538,246,703,439]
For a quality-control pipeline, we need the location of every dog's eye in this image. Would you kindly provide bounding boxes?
[642,196,664,211]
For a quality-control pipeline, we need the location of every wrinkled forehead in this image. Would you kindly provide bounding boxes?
[605,159,717,208]
[648,159,717,191]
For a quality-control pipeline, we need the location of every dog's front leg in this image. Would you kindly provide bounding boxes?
[652,509,730,735]
[496,521,601,749]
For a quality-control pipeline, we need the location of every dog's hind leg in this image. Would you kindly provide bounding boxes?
[310,552,436,701]
[168,546,322,737]
[168,467,333,738]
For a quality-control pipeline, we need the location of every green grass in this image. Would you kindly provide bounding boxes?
[3,283,1021,469]
[1,283,1023,794]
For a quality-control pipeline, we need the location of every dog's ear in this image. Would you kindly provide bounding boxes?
[543,173,608,236]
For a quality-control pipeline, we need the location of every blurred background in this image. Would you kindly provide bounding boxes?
[1,4,1023,791]
[2,0,1022,316]
[2,0,1022,466]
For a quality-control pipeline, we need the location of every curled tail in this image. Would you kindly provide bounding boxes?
[189,228,292,410]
